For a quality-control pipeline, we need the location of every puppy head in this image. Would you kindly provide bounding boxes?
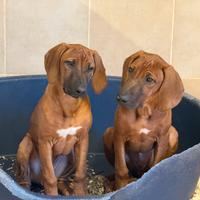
[45,43,107,98]
[118,51,184,111]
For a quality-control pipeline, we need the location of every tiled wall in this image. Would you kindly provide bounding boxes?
[2,0,89,75]
[0,0,4,73]
[0,0,200,98]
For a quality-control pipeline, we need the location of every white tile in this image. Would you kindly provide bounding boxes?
[183,78,200,99]
[172,0,200,78]
[90,0,173,76]
[6,0,89,74]
[0,0,5,73]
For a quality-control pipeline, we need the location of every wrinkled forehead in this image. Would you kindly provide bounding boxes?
[130,54,164,75]
[61,46,95,66]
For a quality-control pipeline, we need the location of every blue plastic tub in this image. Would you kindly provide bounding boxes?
[0,75,200,200]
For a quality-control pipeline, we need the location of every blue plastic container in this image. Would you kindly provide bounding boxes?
[0,75,200,200]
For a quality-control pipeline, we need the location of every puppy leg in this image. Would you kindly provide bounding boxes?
[103,128,119,191]
[167,126,178,156]
[15,134,33,189]
[103,127,115,166]
[38,142,58,196]
[73,129,89,196]
[57,153,75,195]
[114,134,130,190]
[152,126,178,166]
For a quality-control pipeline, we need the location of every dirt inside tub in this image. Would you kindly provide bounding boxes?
[0,154,199,198]
[0,154,115,195]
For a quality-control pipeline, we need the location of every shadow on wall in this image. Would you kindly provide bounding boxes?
[3,1,173,76]
[85,1,172,76]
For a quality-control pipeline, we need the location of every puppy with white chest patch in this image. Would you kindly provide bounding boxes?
[103,51,184,190]
[15,43,107,196]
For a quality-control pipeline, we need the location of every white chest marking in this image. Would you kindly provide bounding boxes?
[57,126,82,138]
[139,128,151,135]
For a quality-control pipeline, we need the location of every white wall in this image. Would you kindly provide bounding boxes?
[0,0,200,98]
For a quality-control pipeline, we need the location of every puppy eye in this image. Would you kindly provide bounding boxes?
[128,67,135,73]
[145,75,155,83]
[88,65,94,72]
[64,60,75,67]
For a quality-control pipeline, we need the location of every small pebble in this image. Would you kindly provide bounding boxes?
[1,156,6,160]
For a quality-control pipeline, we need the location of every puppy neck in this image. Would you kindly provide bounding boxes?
[136,105,152,119]
[46,84,83,118]
[136,101,168,120]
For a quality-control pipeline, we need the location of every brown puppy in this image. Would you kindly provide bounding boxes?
[103,51,184,190]
[15,43,107,196]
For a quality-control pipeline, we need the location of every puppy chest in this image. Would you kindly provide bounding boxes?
[53,126,82,155]
[129,118,154,136]
[126,127,156,152]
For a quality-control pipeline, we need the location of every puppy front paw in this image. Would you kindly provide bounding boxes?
[18,181,31,190]
[57,181,70,196]
[72,181,87,196]
[115,177,131,190]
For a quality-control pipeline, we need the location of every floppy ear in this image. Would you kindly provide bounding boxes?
[44,43,69,84]
[92,51,107,94]
[157,66,184,111]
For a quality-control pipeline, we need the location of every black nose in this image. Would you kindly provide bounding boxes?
[76,86,86,95]
[116,95,128,103]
